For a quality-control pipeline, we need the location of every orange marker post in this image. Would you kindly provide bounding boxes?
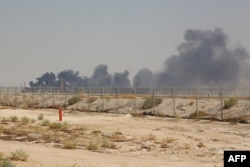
[59,108,63,121]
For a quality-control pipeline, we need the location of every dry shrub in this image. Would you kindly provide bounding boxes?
[87,142,98,151]
[141,97,163,110]
[189,102,194,106]
[142,134,156,141]
[21,116,30,124]
[120,94,136,99]
[9,149,29,161]
[20,102,29,109]
[110,133,126,142]
[67,96,80,106]
[101,138,116,149]
[103,95,112,101]
[184,143,191,150]
[63,140,77,149]
[87,97,98,103]
[189,111,209,119]
[162,137,177,143]
[160,137,177,148]
[197,142,205,148]
[78,93,87,98]
[0,125,3,134]
[224,98,238,109]
[91,130,102,136]
[10,115,18,122]
[37,114,44,120]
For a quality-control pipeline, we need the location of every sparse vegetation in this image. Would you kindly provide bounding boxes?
[31,118,36,123]
[63,140,77,149]
[0,158,15,167]
[10,116,18,122]
[21,116,30,124]
[142,134,156,141]
[189,111,209,119]
[49,122,68,131]
[197,142,205,148]
[87,142,98,151]
[41,119,50,126]
[188,102,194,106]
[101,138,116,149]
[224,98,238,109]
[20,102,29,109]
[87,97,97,103]
[141,96,163,110]
[0,125,3,134]
[111,133,126,142]
[120,94,135,99]
[68,96,80,106]
[9,149,29,161]
[37,114,44,120]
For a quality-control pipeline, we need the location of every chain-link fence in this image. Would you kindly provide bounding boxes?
[1,86,250,122]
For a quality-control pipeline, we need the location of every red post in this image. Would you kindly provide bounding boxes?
[59,108,63,121]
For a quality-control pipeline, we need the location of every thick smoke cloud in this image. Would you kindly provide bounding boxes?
[112,70,131,87]
[29,64,131,87]
[30,72,58,87]
[30,28,250,88]
[134,28,250,87]
[88,64,112,87]
[133,68,154,87]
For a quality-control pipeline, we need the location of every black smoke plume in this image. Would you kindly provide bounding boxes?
[30,28,250,88]
[112,70,131,87]
[29,64,131,87]
[133,68,154,87]
[134,28,250,87]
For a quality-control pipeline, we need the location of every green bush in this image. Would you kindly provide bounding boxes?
[63,140,77,149]
[224,98,238,109]
[37,114,44,121]
[141,97,163,110]
[0,158,15,167]
[21,117,30,124]
[87,142,98,151]
[41,119,50,126]
[0,125,3,134]
[188,111,209,119]
[9,149,29,161]
[68,96,80,106]
[10,116,18,122]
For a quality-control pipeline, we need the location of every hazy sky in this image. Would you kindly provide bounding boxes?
[1,0,250,86]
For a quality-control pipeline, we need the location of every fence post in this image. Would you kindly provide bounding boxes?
[102,87,105,112]
[153,88,155,114]
[64,87,67,109]
[32,87,34,109]
[14,87,17,107]
[7,87,9,106]
[117,88,120,113]
[76,88,79,110]
[134,87,137,115]
[196,87,199,118]
[88,88,90,111]
[23,84,26,105]
[52,87,55,108]
[42,87,45,108]
[173,88,176,117]
[220,86,224,121]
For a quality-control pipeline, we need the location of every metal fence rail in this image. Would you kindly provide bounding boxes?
[1,86,250,97]
[1,86,250,122]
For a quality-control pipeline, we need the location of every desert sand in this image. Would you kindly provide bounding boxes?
[0,108,250,167]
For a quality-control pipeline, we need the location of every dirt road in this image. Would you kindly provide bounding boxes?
[1,109,250,167]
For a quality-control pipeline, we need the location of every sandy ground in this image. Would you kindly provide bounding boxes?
[1,108,250,167]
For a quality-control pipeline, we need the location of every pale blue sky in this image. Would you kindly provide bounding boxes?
[1,0,250,86]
